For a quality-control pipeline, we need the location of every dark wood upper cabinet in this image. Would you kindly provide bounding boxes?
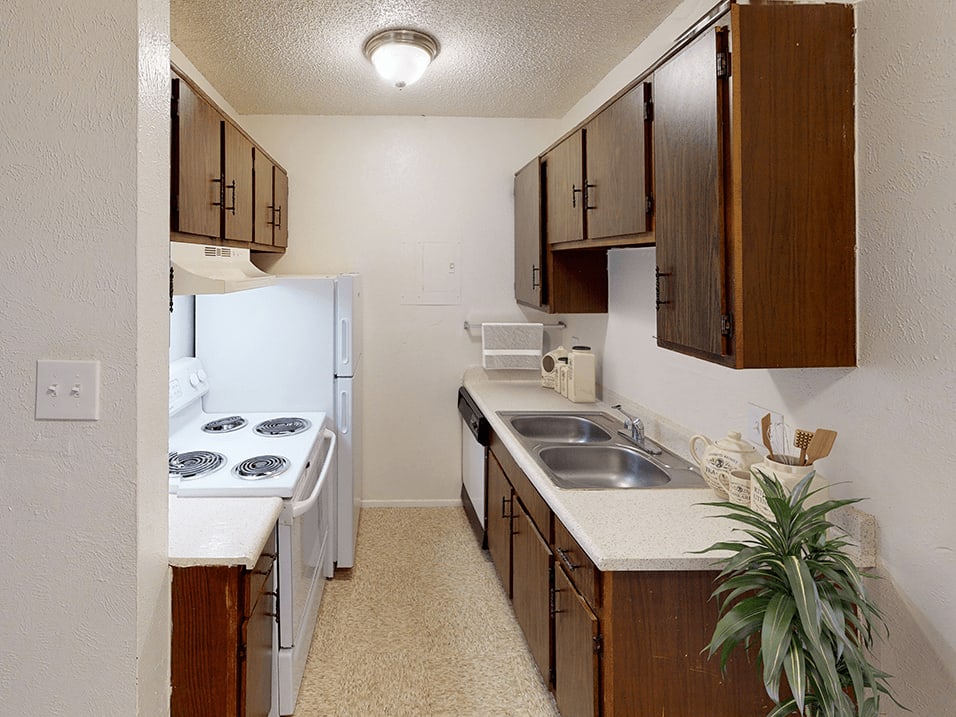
[584,82,652,242]
[172,66,288,254]
[653,3,856,368]
[173,77,222,239]
[514,158,608,314]
[273,167,289,248]
[223,121,254,243]
[253,151,288,249]
[514,158,544,308]
[653,27,727,359]
[544,132,585,246]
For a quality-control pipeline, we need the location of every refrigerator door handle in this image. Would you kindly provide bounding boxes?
[339,318,351,367]
[338,389,350,435]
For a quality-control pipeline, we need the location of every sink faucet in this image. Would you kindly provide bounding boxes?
[612,405,662,455]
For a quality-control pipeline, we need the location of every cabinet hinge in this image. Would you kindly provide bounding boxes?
[720,313,734,338]
[716,51,731,79]
[645,195,654,216]
[593,634,603,654]
[643,99,654,122]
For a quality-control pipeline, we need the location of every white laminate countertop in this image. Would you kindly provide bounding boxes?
[168,495,283,569]
[463,367,740,573]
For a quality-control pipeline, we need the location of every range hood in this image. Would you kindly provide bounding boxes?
[170,243,275,295]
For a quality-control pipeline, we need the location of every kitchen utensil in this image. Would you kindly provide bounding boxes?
[804,428,837,465]
[689,431,763,498]
[760,413,773,455]
[750,456,827,519]
[793,429,814,465]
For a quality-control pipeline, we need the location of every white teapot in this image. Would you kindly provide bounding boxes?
[689,431,763,498]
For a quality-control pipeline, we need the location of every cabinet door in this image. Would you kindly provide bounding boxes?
[554,566,600,717]
[514,159,544,308]
[653,26,729,359]
[273,167,289,248]
[174,79,222,238]
[486,454,513,596]
[544,131,584,245]
[243,581,274,717]
[253,150,275,247]
[512,501,552,684]
[585,82,651,241]
[223,121,254,242]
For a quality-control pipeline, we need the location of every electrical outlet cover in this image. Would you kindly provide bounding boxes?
[746,403,784,453]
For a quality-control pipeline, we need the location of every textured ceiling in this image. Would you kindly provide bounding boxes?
[170,0,683,118]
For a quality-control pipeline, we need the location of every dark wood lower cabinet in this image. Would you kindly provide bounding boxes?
[486,454,513,597]
[554,566,600,717]
[171,531,276,717]
[511,501,552,683]
[489,439,773,717]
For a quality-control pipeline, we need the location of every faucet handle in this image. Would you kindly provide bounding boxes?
[611,404,635,426]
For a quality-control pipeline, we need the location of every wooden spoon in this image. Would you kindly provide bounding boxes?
[760,413,774,456]
[804,429,837,465]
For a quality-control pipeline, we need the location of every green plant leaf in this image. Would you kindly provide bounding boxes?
[783,555,822,641]
[761,592,796,700]
[783,641,807,715]
[706,595,768,660]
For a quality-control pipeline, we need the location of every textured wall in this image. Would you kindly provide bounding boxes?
[0,1,170,714]
[240,114,558,504]
[557,0,956,711]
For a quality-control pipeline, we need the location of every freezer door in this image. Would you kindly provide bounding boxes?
[334,375,362,568]
[196,277,336,412]
[334,274,361,378]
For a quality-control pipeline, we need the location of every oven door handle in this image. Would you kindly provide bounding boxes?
[291,429,337,518]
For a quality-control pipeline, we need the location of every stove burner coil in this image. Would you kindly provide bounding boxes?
[233,455,290,480]
[254,417,312,437]
[169,451,226,480]
[202,415,248,433]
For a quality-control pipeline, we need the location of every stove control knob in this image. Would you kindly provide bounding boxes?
[197,369,207,383]
[189,373,200,388]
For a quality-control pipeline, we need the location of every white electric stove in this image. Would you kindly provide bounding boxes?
[169,356,336,716]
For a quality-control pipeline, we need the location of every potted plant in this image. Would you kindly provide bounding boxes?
[698,471,901,717]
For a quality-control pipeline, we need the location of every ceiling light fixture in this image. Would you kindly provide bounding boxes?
[363,29,440,89]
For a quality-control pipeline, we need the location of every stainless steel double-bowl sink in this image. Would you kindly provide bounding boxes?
[497,411,704,491]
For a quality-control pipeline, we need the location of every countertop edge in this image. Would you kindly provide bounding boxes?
[168,495,283,570]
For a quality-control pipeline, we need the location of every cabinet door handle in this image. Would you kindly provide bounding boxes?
[211,176,223,207]
[655,266,672,310]
[571,184,583,208]
[225,179,237,214]
[585,183,597,210]
[275,205,282,229]
[531,265,540,290]
[556,546,580,572]
[551,586,565,617]
[500,494,513,519]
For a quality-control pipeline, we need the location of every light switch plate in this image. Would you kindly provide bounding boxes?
[36,360,101,420]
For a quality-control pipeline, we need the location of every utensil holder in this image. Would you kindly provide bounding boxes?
[750,456,826,520]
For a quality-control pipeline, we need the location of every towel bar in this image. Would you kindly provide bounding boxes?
[463,320,566,331]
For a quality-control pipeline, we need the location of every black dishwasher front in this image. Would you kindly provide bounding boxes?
[458,387,489,547]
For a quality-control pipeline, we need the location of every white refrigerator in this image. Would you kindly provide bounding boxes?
[196,274,363,568]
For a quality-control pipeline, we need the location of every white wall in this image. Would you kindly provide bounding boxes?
[0,1,170,714]
[556,0,956,711]
[240,114,558,503]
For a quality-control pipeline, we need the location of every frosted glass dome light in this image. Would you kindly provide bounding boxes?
[364,29,439,89]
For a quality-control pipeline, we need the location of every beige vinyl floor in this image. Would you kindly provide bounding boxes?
[292,507,560,716]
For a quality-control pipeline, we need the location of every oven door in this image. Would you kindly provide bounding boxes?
[277,429,336,714]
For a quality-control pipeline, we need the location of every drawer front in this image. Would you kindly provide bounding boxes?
[554,518,600,610]
[491,433,551,539]
[245,527,277,616]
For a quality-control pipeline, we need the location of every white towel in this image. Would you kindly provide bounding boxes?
[481,323,543,370]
